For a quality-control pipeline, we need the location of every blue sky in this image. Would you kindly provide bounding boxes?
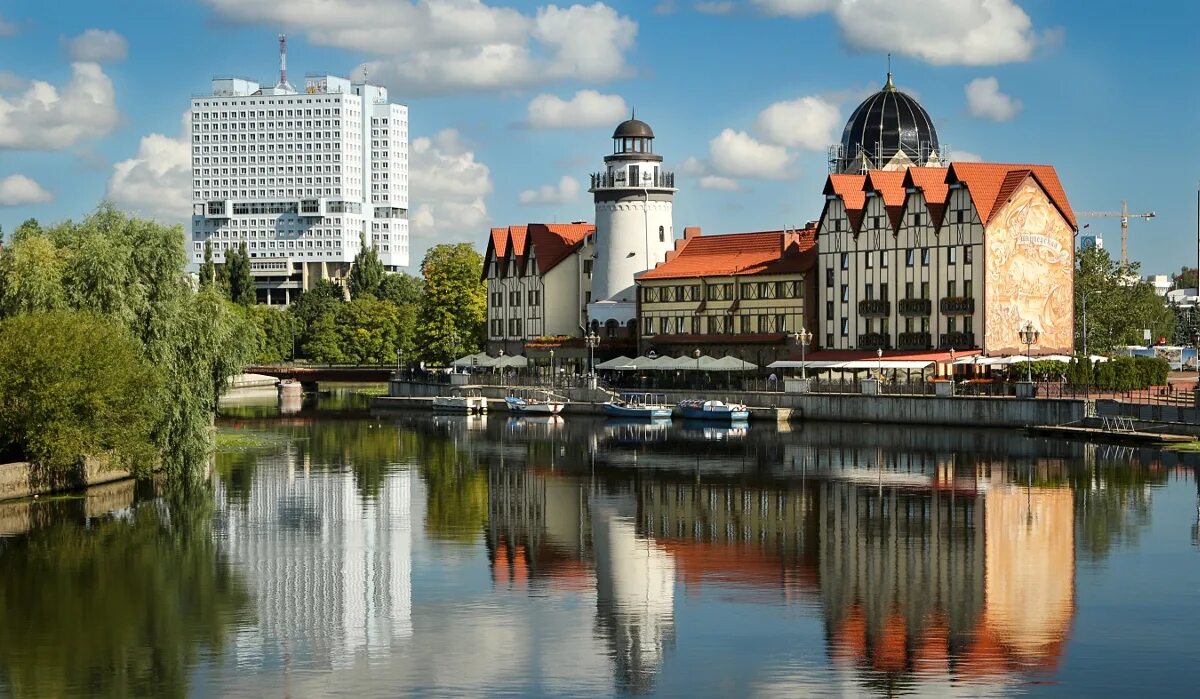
[0,0,1196,275]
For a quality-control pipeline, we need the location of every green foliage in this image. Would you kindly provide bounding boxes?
[10,218,43,243]
[1007,359,1069,381]
[348,237,386,299]
[378,272,422,306]
[1073,355,1170,390]
[0,235,66,316]
[0,312,160,474]
[338,297,400,364]
[0,205,258,480]
[225,243,256,305]
[243,305,292,362]
[417,243,485,364]
[1171,266,1197,291]
[1075,247,1173,352]
[302,310,345,364]
[199,240,217,291]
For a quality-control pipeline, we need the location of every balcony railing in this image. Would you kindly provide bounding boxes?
[939,297,975,315]
[898,298,931,316]
[897,332,932,350]
[857,299,891,318]
[939,331,975,349]
[590,171,676,190]
[857,332,891,350]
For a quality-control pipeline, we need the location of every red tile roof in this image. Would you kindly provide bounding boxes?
[638,226,817,280]
[485,222,593,278]
[946,162,1077,230]
[822,163,1076,234]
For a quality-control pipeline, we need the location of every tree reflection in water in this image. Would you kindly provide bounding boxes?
[0,483,250,699]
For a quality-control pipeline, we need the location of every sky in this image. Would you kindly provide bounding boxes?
[0,0,1197,275]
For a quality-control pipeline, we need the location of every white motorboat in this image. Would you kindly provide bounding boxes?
[433,389,488,414]
[505,389,567,415]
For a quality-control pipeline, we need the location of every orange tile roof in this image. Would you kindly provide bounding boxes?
[526,222,594,274]
[864,170,907,230]
[825,174,867,230]
[947,162,1077,230]
[638,226,817,280]
[903,167,950,227]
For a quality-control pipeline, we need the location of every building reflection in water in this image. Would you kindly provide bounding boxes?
[485,421,1078,694]
[216,447,412,671]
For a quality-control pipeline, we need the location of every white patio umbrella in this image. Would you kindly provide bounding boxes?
[452,352,495,367]
[493,354,529,369]
[595,355,636,370]
[704,355,759,371]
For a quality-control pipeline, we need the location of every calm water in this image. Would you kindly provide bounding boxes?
[2,392,1199,698]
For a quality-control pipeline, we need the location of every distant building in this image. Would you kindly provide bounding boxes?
[1143,274,1171,296]
[190,36,409,304]
[483,223,594,356]
[635,225,818,365]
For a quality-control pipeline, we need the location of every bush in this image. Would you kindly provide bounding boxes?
[0,311,161,473]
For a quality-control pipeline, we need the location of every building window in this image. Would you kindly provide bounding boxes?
[759,282,776,299]
[948,246,957,264]
[947,280,957,297]
[956,210,965,224]
[965,316,974,334]
[964,280,973,298]
[865,252,873,269]
[492,291,503,307]
[658,225,665,242]
[964,245,973,264]
[864,284,874,300]
[741,283,757,300]
[913,212,923,226]
[528,289,540,306]
[742,315,753,333]
[840,284,849,303]
[826,300,833,319]
[583,258,593,275]
[508,318,522,337]
[491,319,503,336]
[921,281,930,299]
[509,290,520,306]
[948,317,957,333]
[826,268,834,287]
[840,318,849,337]
[840,253,849,270]
[881,251,889,268]
[921,248,930,266]
[643,317,655,336]
[906,249,915,267]
[826,332,834,347]
[880,283,889,299]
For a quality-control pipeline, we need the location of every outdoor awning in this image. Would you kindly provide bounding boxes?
[452,352,495,367]
[493,354,529,369]
[768,359,930,370]
[595,355,635,370]
[703,355,759,371]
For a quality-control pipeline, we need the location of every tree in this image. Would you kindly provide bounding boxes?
[0,234,66,317]
[0,311,161,475]
[348,235,386,299]
[417,243,485,364]
[226,243,256,305]
[303,310,345,364]
[377,272,423,307]
[199,240,217,291]
[337,297,400,364]
[1171,266,1198,291]
[1075,246,1173,353]
[289,280,345,359]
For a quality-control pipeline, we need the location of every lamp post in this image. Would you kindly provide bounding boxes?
[949,348,956,384]
[585,331,600,377]
[790,327,813,380]
[693,348,701,372]
[549,348,555,387]
[876,347,883,381]
[1019,321,1040,384]
[497,348,504,378]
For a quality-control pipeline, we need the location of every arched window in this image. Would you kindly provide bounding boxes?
[658,225,665,242]
[605,319,619,338]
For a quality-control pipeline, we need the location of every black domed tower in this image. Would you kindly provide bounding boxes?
[831,71,943,174]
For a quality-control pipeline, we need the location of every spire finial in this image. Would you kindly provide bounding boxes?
[631,106,636,120]
[885,54,895,91]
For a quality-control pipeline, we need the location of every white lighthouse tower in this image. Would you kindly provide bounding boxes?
[587,115,676,334]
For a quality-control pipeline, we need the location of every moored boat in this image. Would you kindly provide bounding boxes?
[604,393,673,419]
[677,399,750,421]
[504,389,566,415]
[433,389,488,414]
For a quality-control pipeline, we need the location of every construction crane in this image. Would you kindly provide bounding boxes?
[1076,201,1155,268]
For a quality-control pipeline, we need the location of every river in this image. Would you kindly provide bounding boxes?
[1,390,1198,698]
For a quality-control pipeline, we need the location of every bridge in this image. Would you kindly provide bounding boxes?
[243,364,397,385]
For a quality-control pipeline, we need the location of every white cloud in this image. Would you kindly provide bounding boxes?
[752,0,832,16]
[695,1,735,14]
[65,29,128,62]
[205,0,637,95]
[527,90,627,129]
[0,174,52,206]
[0,72,26,92]
[708,128,794,180]
[952,150,983,162]
[0,12,16,37]
[755,0,1053,65]
[754,95,841,150]
[699,176,741,191]
[518,175,580,205]
[653,0,676,14]
[106,111,192,222]
[0,62,120,150]
[965,76,1022,121]
[410,129,492,240]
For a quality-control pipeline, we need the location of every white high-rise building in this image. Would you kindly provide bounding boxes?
[189,36,409,304]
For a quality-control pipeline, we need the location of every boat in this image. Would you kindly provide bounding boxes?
[604,392,673,419]
[504,389,566,415]
[433,389,488,414]
[677,399,750,421]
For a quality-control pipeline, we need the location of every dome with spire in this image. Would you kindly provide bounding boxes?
[834,70,941,174]
[612,117,654,140]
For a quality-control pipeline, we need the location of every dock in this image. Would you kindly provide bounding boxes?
[1026,424,1193,446]
[371,396,797,422]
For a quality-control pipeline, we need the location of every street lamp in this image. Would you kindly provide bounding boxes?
[876,347,883,381]
[790,327,813,380]
[549,348,555,386]
[585,331,600,377]
[949,348,957,384]
[693,348,701,372]
[1019,321,1040,383]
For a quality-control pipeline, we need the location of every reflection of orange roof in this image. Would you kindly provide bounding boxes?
[831,604,868,664]
[657,539,819,591]
[638,227,817,280]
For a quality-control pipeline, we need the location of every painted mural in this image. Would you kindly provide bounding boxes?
[983,180,1075,355]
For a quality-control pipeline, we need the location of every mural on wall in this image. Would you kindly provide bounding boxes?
[984,180,1075,355]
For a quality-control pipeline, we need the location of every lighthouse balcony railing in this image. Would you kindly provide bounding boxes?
[590,172,675,189]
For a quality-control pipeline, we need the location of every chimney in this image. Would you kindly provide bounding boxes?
[683,226,701,240]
